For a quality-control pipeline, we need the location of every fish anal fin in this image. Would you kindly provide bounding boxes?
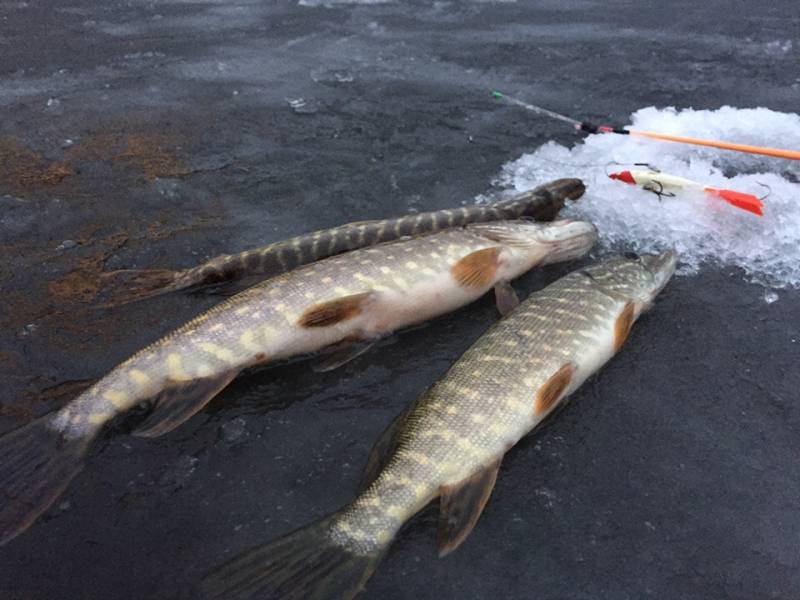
[493,280,519,316]
[133,371,237,438]
[438,458,502,557]
[358,404,416,493]
[313,338,379,373]
[451,247,501,289]
[614,301,636,352]
[534,362,575,417]
[298,292,373,328]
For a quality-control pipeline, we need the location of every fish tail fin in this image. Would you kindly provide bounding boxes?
[200,515,387,600]
[706,187,764,216]
[0,417,91,545]
[98,268,182,306]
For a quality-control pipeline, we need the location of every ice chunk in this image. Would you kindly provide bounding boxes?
[764,40,793,55]
[286,97,320,114]
[219,417,248,443]
[44,97,63,114]
[311,68,355,84]
[55,240,77,251]
[492,105,800,289]
[157,455,199,488]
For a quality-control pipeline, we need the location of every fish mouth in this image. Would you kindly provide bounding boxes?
[641,249,678,298]
[536,219,598,264]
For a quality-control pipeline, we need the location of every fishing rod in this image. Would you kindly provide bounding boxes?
[492,91,800,161]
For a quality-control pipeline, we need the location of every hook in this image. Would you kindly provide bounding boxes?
[755,181,772,202]
[642,180,676,201]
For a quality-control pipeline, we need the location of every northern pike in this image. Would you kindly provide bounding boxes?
[102,178,585,304]
[201,250,677,600]
[0,218,597,545]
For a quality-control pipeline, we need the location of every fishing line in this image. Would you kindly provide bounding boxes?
[493,90,800,161]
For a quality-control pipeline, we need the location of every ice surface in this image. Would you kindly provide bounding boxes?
[493,106,800,290]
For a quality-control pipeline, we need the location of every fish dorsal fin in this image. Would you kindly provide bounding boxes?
[614,301,635,352]
[493,280,519,316]
[298,292,374,328]
[132,371,238,438]
[358,402,418,492]
[451,247,501,289]
[534,362,575,417]
[438,458,502,557]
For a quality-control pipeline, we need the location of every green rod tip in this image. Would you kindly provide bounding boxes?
[491,90,504,98]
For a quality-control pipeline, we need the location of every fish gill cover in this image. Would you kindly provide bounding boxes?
[491,106,800,295]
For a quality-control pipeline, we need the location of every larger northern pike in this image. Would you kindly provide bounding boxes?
[201,250,677,600]
[103,178,585,304]
[0,218,596,545]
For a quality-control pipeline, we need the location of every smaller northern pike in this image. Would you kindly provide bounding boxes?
[0,218,596,546]
[201,251,677,600]
[102,178,585,304]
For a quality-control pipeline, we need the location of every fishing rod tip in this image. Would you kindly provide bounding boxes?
[491,90,504,99]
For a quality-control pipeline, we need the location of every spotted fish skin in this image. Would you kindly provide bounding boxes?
[199,252,676,600]
[333,251,677,554]
[58,220,596,435]
[105,178,585,304]
[0,219,596,546]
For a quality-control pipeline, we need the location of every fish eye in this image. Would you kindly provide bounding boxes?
[623,251,639,260]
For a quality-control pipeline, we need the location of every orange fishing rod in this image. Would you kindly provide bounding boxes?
[492,91,800,161]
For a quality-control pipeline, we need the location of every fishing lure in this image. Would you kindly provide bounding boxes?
[608,168,765,216]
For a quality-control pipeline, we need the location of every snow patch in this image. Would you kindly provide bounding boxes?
[492,106,800,290]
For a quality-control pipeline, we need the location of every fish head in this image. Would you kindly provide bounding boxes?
[531,177,587,202]
[493,179,586,222]
[467,219,598,277]
[584,250,677,314]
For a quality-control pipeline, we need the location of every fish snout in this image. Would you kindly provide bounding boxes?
[532,177,586,201]
[641,249,678,277]
[536,220,598,264]
[641,249,678,299]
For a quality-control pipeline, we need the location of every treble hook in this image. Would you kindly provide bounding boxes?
[642,180,676,201]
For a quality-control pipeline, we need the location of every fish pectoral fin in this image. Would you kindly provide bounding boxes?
[132,371,238,438]
[614,301,635,352]
[297,292,375,328]
[437,458,502,557]
[534,362,575,417]
[451,247,501,289]
[493,280,519,316]
[358,401,418,492]
[313,337,379,373]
